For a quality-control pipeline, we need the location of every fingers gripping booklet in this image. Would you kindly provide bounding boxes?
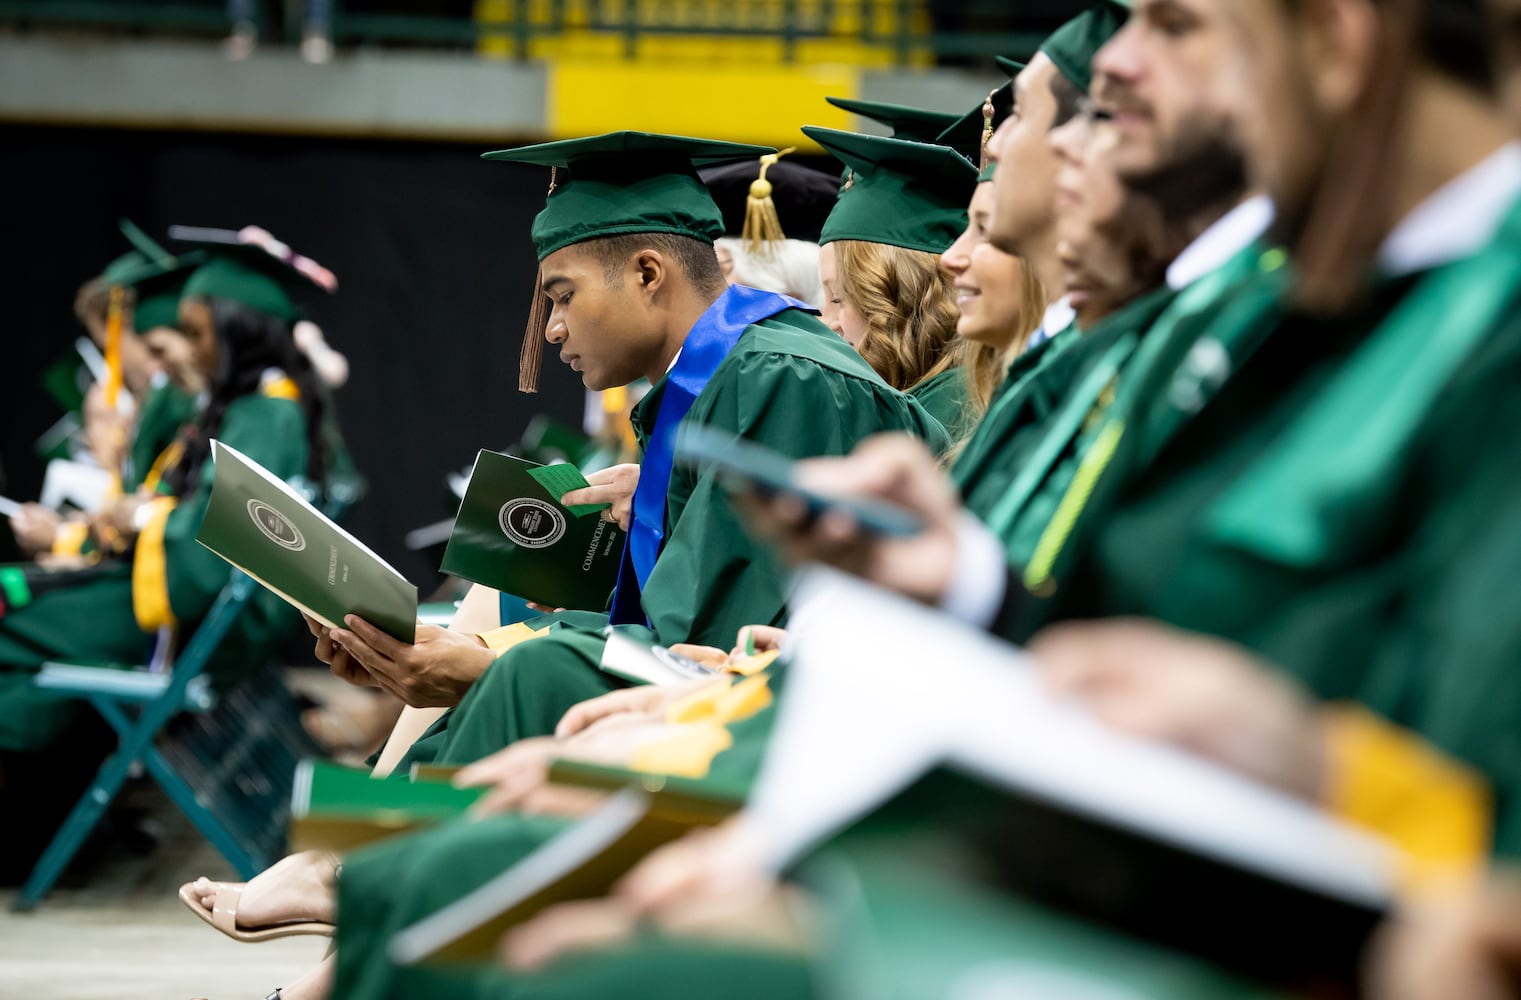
[439,450,627,612]
[196,440,418,641]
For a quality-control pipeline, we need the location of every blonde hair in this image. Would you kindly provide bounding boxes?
[834,239,962,394]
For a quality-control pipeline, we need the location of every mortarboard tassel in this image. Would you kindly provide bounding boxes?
[101,284,127,518]
[519,167,557,394]
[979,87,997,170]
[519,265,550,394]
[104,285,125,409]
[742,147,796,256]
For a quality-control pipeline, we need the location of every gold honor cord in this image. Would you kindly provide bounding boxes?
[1022,419,1124,596]
[981,335,1138,544]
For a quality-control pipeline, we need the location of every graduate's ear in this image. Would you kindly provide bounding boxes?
[633,248,667,299]
[1296,0,1381,117]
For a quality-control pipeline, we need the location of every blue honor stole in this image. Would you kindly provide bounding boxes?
[608,284,811,628]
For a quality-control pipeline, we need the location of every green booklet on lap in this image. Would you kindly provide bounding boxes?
[389,787,732,965]
[440,449,626,611]
[288,759,483,854]
[196,440,418,641]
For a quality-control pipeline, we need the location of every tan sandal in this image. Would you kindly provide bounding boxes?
[177,880,334,942]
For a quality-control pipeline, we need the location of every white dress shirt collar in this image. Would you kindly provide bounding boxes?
[1040,296,1076,337]
[1165,195,1275,291]
[1378,141,1521,277]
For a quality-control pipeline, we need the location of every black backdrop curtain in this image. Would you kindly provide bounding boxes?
[1,123,584,587]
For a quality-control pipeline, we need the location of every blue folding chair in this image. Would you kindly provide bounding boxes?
[13,477,361,911]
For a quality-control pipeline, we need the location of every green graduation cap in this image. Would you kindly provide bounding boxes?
[1040,1,1131,94]
[96,220,197,332]
[936,80,1015,169]
[995,56,1026,78]
[119,218,176,269]
[803,127,977,255]
[481,131,775,261]
[170,226,335,323]
[125,256,203,333]
[823,97,962,145]
[97,219,177,289]
[101,251,151,288]
[481,131,774,391]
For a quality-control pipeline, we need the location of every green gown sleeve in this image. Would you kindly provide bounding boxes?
[1353,336,1521,860]
[1055,273,1521,860]
[640,347,945,648]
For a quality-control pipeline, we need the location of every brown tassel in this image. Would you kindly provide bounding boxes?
[519,264,549,393]
[518,167,558,394]
[742,147,796,255]
[979,87,997,170]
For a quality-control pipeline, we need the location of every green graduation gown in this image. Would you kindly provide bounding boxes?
[124,378,197,492]
[634,309,947,647]
[329,272,1286,996]
[0,390,313,753]
[953,286,1180,571]
[403,308,946,768]
[1010,212,1521,856]
[907,367,974,444]
[326,262,1296,998]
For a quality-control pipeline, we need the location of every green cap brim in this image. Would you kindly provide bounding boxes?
[133,290,184,333]
[935,80,1015,164]
[1039,1,1130,94]
[804,127,976,255]
[823,96,963,144]
[177,240,317,322]
[995,56,1026,78]
[482,131,775,260]
[127,254,203,332]
[101,251,151,287]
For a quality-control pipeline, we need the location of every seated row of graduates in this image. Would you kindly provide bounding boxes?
[0,228,355,859]
[32,0,1521,992]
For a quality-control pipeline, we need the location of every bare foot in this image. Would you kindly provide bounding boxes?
[192,850,338,929]
[271,954,334,1000]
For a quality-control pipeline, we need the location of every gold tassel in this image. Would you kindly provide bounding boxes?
[742,147,796,256]
[519,265,549,394]
[980,86,997,170]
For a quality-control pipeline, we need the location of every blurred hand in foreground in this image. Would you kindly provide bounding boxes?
[1031,617,1327,801]
[501,821,809,972]
[1370,872,1521,1000]
[735,433,963,605]
[10,503,62,555]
